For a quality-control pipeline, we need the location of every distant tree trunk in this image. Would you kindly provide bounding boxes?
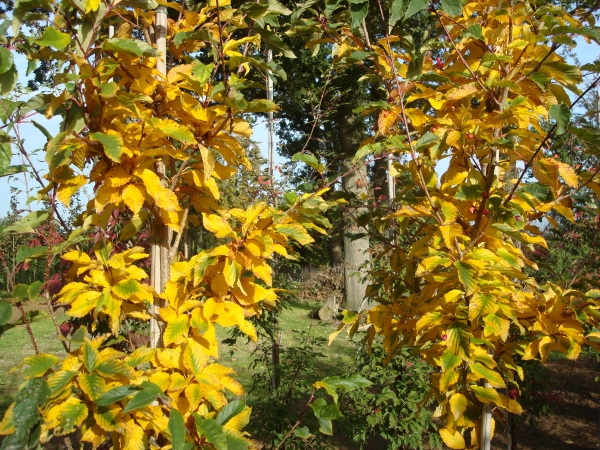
[328,233,343,266]
[338,107,369,311]
[372,156,389,207]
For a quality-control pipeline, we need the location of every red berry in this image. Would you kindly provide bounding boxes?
[451,106,456,112]
[432,126,438,132]
[441,334,448,341]
[435,62,444,69]
[427,56,433,62]
[508,389,518,400]
[60,322,71,337]
[515,215,522,222]
[387,96,394,103]
[467,133,474,140]
[553,154,559,158]
[371,125,377,131]
[576,164,582,169]
[483,209,489,216]
[482,191,489,198]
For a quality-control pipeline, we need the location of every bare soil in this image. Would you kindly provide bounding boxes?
[492,357,600,450]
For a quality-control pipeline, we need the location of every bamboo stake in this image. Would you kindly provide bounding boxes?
[150,6,168,349]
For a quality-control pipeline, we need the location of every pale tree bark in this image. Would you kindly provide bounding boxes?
[341,162,369,311]
[338,108,370,311]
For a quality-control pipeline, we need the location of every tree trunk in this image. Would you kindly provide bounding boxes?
[372,156,389,207]
[328,232,343,266]
[338,106,370,312]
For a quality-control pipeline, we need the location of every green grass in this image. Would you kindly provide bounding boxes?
[0,311,66,418]
[0,301,358,420]
[217,301,360,394]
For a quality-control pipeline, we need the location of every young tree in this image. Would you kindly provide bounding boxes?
[0,0,334,448]
[318,0,600,447]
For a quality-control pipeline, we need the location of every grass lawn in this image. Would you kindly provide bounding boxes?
[0,300,359,421]
[0,308,66,418]
[217,301,360,393]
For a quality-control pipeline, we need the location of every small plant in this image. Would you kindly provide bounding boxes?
[343,340,442,450]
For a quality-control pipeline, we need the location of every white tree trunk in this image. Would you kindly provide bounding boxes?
[341,161,369,311]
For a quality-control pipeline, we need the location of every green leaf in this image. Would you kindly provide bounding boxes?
[122,381,163,413]
[293,426,312,439]
[90,132,124,163]
[100,81,119,98]
[462,24,483,41]
[22,354,58,378]
[455,184,483,200]
[195,417,227,450]
[291,152,324,172]
[440,348,461,372]
[310,397,343,420]
[470,385,502,404]
[349,0,368,29]
[470,362,506,388]
[192,62,215,84]
[16,245,48,264]
[390,0,408,26]
[112,279,141,299]
[404,0,428,19]
[102,38,159,57]
[415,133,439,150]
[12,377,50,445]
[446,322,471,360]
[2,211,50,234]
[455,260,477,294]
[0,66,18,95]
[468,293,497,322]
[82,340,99,372]
[78,373,106,401]
[36,26,70,50]
[216,399,245,425]
[224,429,249,450]
[441,0,462,17]
[320,374,372,392]
[168,408,186,450]
[96,385,140,406]
[254,26,296,58]
[0,47,14,74]
[0,301,11,325]
[13,284,28,301]
[549,103,571,135]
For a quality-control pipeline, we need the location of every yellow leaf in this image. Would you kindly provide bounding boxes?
[553,202,575,223]
[122,184,146,214]
[557,162,578,188]
[378,108,399,134]
[532,158,559,189]
[449,393,468,420]
[224,407,252,432]
[137,168,180,213]
[439,428,466,449]
[0,403,15,435]
[202,213,234,239]
[221,376,244,396]
[223,257,241,287]
[84,0,100,13]
[183,338,207,376]
[157,347,183,369]
[469,362,506,388]
[122,420,147,450]
[163,315,190,346]
[445,84,478,101]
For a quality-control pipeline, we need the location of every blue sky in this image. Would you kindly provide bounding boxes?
[0,36,598,216]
